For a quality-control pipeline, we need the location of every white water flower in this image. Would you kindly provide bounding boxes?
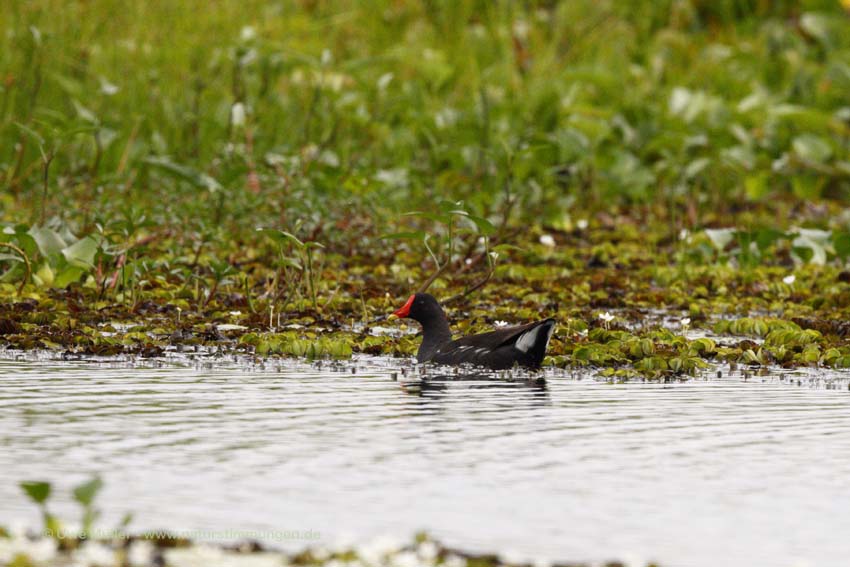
[128,540,155,567]
[494,320,509,327]
[417,541,439,561]
[598,312,614,322]
[231,102,246,128]
[74,542,115,567]
[539,234,556,247]
[681,317,691,329]
[783,274,796,285]
[443,555,466,567]
[679,228,690,241]
[240,26,256,41]
[576,218,589,230]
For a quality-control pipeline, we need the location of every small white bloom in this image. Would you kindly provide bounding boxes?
[377,72,393,91]
[231,102,246,128]
[74,542,115,567]
[229,311,242,317]
[392,550,421,567]
[578,329,588,337]
[494,320,509,327]
[539,234,556,247]
[128,540,155,567]
[240,26,256,41]
[99,77,119,96]
[417,541,439,561]
[598,312,614,322]
[681,317,691,327]
[576,219,589,230]
[783,274,796,285]
[512,19,529,40]
[679,228,690,241]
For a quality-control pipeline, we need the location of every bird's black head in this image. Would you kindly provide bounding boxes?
[390,292,445,324]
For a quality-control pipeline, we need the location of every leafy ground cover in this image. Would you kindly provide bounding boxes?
[4,478,657,567]
[2,1,850,377]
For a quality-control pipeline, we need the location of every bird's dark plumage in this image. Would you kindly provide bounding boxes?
[391,293,555,370]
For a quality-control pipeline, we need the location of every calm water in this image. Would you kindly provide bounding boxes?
[1,355,849,567]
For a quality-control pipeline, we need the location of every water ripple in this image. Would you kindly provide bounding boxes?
[1,356,849,567]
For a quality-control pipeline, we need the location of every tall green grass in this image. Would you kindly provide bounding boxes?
[1,0,848,241]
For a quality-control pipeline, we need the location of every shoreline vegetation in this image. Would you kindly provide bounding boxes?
[2,478,659,567]
[1,1,850,378]
[0,529,657,567]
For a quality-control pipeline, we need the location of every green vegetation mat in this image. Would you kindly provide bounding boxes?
[2,1,850,377]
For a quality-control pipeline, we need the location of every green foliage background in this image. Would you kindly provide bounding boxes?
[2,0,848,235]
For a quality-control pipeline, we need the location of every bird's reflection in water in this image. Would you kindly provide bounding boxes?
[397,366,550,404]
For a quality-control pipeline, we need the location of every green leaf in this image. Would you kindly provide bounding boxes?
[754,228,786,252]
[62,236,99,268]
[256,228,305,248]
[28,226,68,257]
[402,211,449,223]
[54,266,86,288]
[791,175,826,200]
[277,257,303,270]
[14,121,45,146]
[437,199,464,213]
[20,481,51,504]
[143,156,222,192]
[799,12,835,49]
[454,211,496,235]
[705,228,735,252]
[744,174,769,200]
[73,476,103,507]
[833,232,850,261]
[792,134,833,163]
[379,231,426,241]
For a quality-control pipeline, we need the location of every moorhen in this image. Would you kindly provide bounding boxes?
[388,293,555,370]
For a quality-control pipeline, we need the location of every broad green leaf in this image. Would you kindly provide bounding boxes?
[35,262,55,286]
[833,232,850,261]
[402,211,449,223]
[144,156,222,192]
[54,266,86,288]
[28,226,67,257]
[379,231,426,241]
[13,121,45,146]
[792,134,833,163]
[62,236,99,268]
[73,477,103,507]
[800,12,834,49]
[744,174,769,200]
[791,175,826,200]
[20,481,51,504]
[437,200,463,213]
[754,228,786,252]
[792,229,830,265]
[277,257,303,271]
[450,211,496,235]
[705,228,735,252]
[492,243,524,253]
[256,228,305,248]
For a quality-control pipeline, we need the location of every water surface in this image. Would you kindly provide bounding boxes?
[1,355,849,567]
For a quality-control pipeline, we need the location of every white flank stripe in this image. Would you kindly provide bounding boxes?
[515,322,554,353]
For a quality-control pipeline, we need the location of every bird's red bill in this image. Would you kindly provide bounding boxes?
[393,294,415,318]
